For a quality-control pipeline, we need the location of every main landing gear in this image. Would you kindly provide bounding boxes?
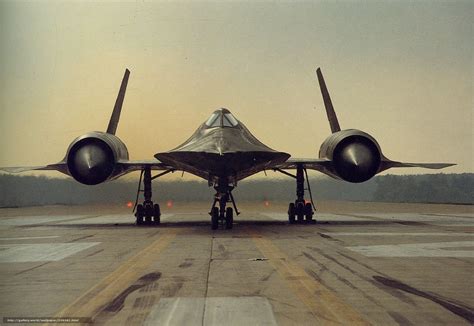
[275,164,316,224]
[134,167,173,226]
[209,180,240,230]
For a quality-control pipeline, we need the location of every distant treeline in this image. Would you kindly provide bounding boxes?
[0,173,472,207]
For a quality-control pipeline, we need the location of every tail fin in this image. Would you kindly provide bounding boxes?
[107,68,130,135]
[316,68,341,133]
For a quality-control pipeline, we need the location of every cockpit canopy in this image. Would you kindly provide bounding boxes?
[205,108,239,128]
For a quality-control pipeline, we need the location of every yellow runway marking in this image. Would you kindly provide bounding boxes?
[251,231,370,325]
[46,229,178,325]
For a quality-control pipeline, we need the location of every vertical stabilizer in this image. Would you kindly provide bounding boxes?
[107,68,130,135]
[316,68,341,133]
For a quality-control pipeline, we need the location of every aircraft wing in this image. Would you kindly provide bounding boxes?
[116,160,174,173]
[0,160,173,176]
[274,157,455,177]
[0,162,68,174]
[379,160,455,171]
[273,158,332,173]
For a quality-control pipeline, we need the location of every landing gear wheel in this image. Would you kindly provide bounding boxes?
[304,202,313,222]
[211,207,219,230]
[153,204,161,225]
[296,202,305,222]
[136,204,144,225]
[144,204,153,224]
[225,207,233,229]
[288,203,296,224]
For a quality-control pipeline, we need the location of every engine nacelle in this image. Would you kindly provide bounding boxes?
[65,131,129,185]
[319,129,381,183]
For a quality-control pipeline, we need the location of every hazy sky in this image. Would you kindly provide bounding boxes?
[0,1,472,180]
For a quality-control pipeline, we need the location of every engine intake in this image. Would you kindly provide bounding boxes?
[65,132,129,185]
[319,130,381,183]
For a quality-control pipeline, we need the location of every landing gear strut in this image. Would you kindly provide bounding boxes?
[276,164,316,224]
[209,179,239,230]
[134,167,173,226]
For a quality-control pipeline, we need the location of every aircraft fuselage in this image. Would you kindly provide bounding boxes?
[155,108,290,183]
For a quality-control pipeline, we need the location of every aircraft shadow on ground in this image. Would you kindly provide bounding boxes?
[18,219,402,229]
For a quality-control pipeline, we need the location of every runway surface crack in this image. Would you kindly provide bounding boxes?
[201,236,214,326]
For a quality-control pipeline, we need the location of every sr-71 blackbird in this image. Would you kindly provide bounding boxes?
[1,68,454,229]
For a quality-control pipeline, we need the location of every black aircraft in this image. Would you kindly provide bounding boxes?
[1,68,454,229]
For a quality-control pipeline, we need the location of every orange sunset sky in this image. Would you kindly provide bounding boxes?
[0,1,472,180]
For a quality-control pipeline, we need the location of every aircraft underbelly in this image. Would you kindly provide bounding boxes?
[156,151,289,180]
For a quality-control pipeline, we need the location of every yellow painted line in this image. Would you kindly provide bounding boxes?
[251,231,370,325]
[46,229,178,325]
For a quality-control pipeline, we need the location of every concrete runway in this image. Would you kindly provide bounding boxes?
[0,202,473,325]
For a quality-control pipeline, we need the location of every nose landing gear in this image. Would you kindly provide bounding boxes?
[209,180,239,230]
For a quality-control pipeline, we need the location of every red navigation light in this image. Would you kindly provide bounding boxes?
[126,201,133,208]
[167,200,173,208]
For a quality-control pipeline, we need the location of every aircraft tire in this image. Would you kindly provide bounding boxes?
[153,204,161,224]
[304,203,313,222]
[136,204,144,225]
[296,202,305,222]
[144,204,153,224]
[211,207,219,230]
[288,203,296,224]
[225,207,233,229]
